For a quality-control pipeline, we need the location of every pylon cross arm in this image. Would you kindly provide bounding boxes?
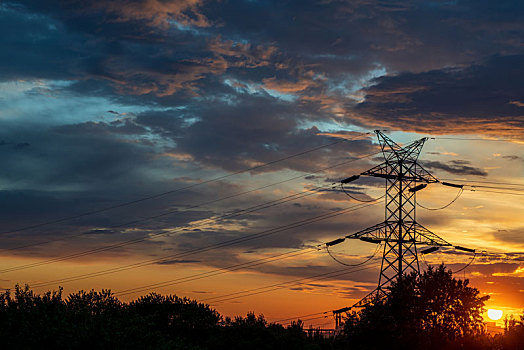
[361,160,439,183]
[344,221,451,247]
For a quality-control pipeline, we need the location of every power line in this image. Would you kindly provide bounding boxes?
[3,150,381,253]
[326,243,382,267]
[452,253,477,274]
[440,178,524,188]
[206,263,379,304]
[115,248,319,296]
[417,188,463,211]
[4,179,328,252]
[430,137,520,142]
[272,311,329,323]
[339,183,386,203]
[302,319,334,328]
[266,266,380,323]
[465,184,524,192]
[270,311,328,324]
[2,186,326,272]
[2,137,368,235]
[117,247,378,297]
[1,185,341,274]
[466,188,524,196]
[283,315,330,326]
[1,151,381,273]
[20,202,380,287]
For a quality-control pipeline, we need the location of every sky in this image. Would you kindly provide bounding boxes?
[0,0,523,328]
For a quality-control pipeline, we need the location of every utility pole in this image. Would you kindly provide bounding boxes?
[332,130,453,328]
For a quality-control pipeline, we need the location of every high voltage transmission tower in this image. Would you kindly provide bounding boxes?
[331,130,466,328]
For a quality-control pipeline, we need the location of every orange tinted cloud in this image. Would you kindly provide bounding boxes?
[208,36,279,69]
[263,77,319,93]
[95,0,210,28]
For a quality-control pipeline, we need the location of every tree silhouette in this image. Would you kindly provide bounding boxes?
[501,311,524,350]
[129,293,221,348]
[342,264,489,350]
[1,278,519,349]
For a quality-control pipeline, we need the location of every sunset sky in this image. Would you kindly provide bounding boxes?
[0,0,523,328]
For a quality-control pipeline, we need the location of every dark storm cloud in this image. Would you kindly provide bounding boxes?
[0,3,86,81]
[202,0,524,73]
[353,55,524,136]
[422,160,488,176]
[130,97,376,173]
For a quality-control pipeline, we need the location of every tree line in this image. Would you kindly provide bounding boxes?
[0,264,522,349]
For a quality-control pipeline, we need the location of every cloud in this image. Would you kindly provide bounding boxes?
[421,160,488,177]
[92,0,210,28]
[155,259,201,265]
[352,56,524,137]
[85,229,118,235]
[502,155,524,162]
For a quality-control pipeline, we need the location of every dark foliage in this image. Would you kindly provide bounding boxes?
[340,264,491,350]
[500,313,524,350]
[0,285,330,349]
[0,267,521,350]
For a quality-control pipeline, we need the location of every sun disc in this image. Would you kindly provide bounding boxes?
[487,309,503,321]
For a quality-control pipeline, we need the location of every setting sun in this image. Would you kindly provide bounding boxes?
[487,309,503,321]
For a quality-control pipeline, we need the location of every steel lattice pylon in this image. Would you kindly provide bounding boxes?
[333,130,452,327]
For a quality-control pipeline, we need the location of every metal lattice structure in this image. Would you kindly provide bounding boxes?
[333,130,452,327]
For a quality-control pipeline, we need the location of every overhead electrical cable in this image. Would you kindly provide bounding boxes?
[3,150,382,253]
[430,137,519,142]
[326,242,382,267]
[462,184,524,191]
[452,252,477,274]
[1,150,382,272]
[2,194,375,275]
[283,315,330,326]
[417,187,464,210]
[1,185,329,272]
[0,170,381,274]
[466,188,524,196]
[4,181,330,252]
[271,311,328,324]
[205,263,380,304]
[339,183,386,203]
[2,136,371,235]
[205,264,379,304]
[440,178,524,188]
[113,248,319,296]
[18,203,381,287]
[117,246,381,297]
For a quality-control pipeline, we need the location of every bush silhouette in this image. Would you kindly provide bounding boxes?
[342,264,489,350]
[0,267,521,350]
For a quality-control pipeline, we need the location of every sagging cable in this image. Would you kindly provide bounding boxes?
[453,252,477,274]
[340,184,386,203]
[326,242,382,267]
[417,187,463,211]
